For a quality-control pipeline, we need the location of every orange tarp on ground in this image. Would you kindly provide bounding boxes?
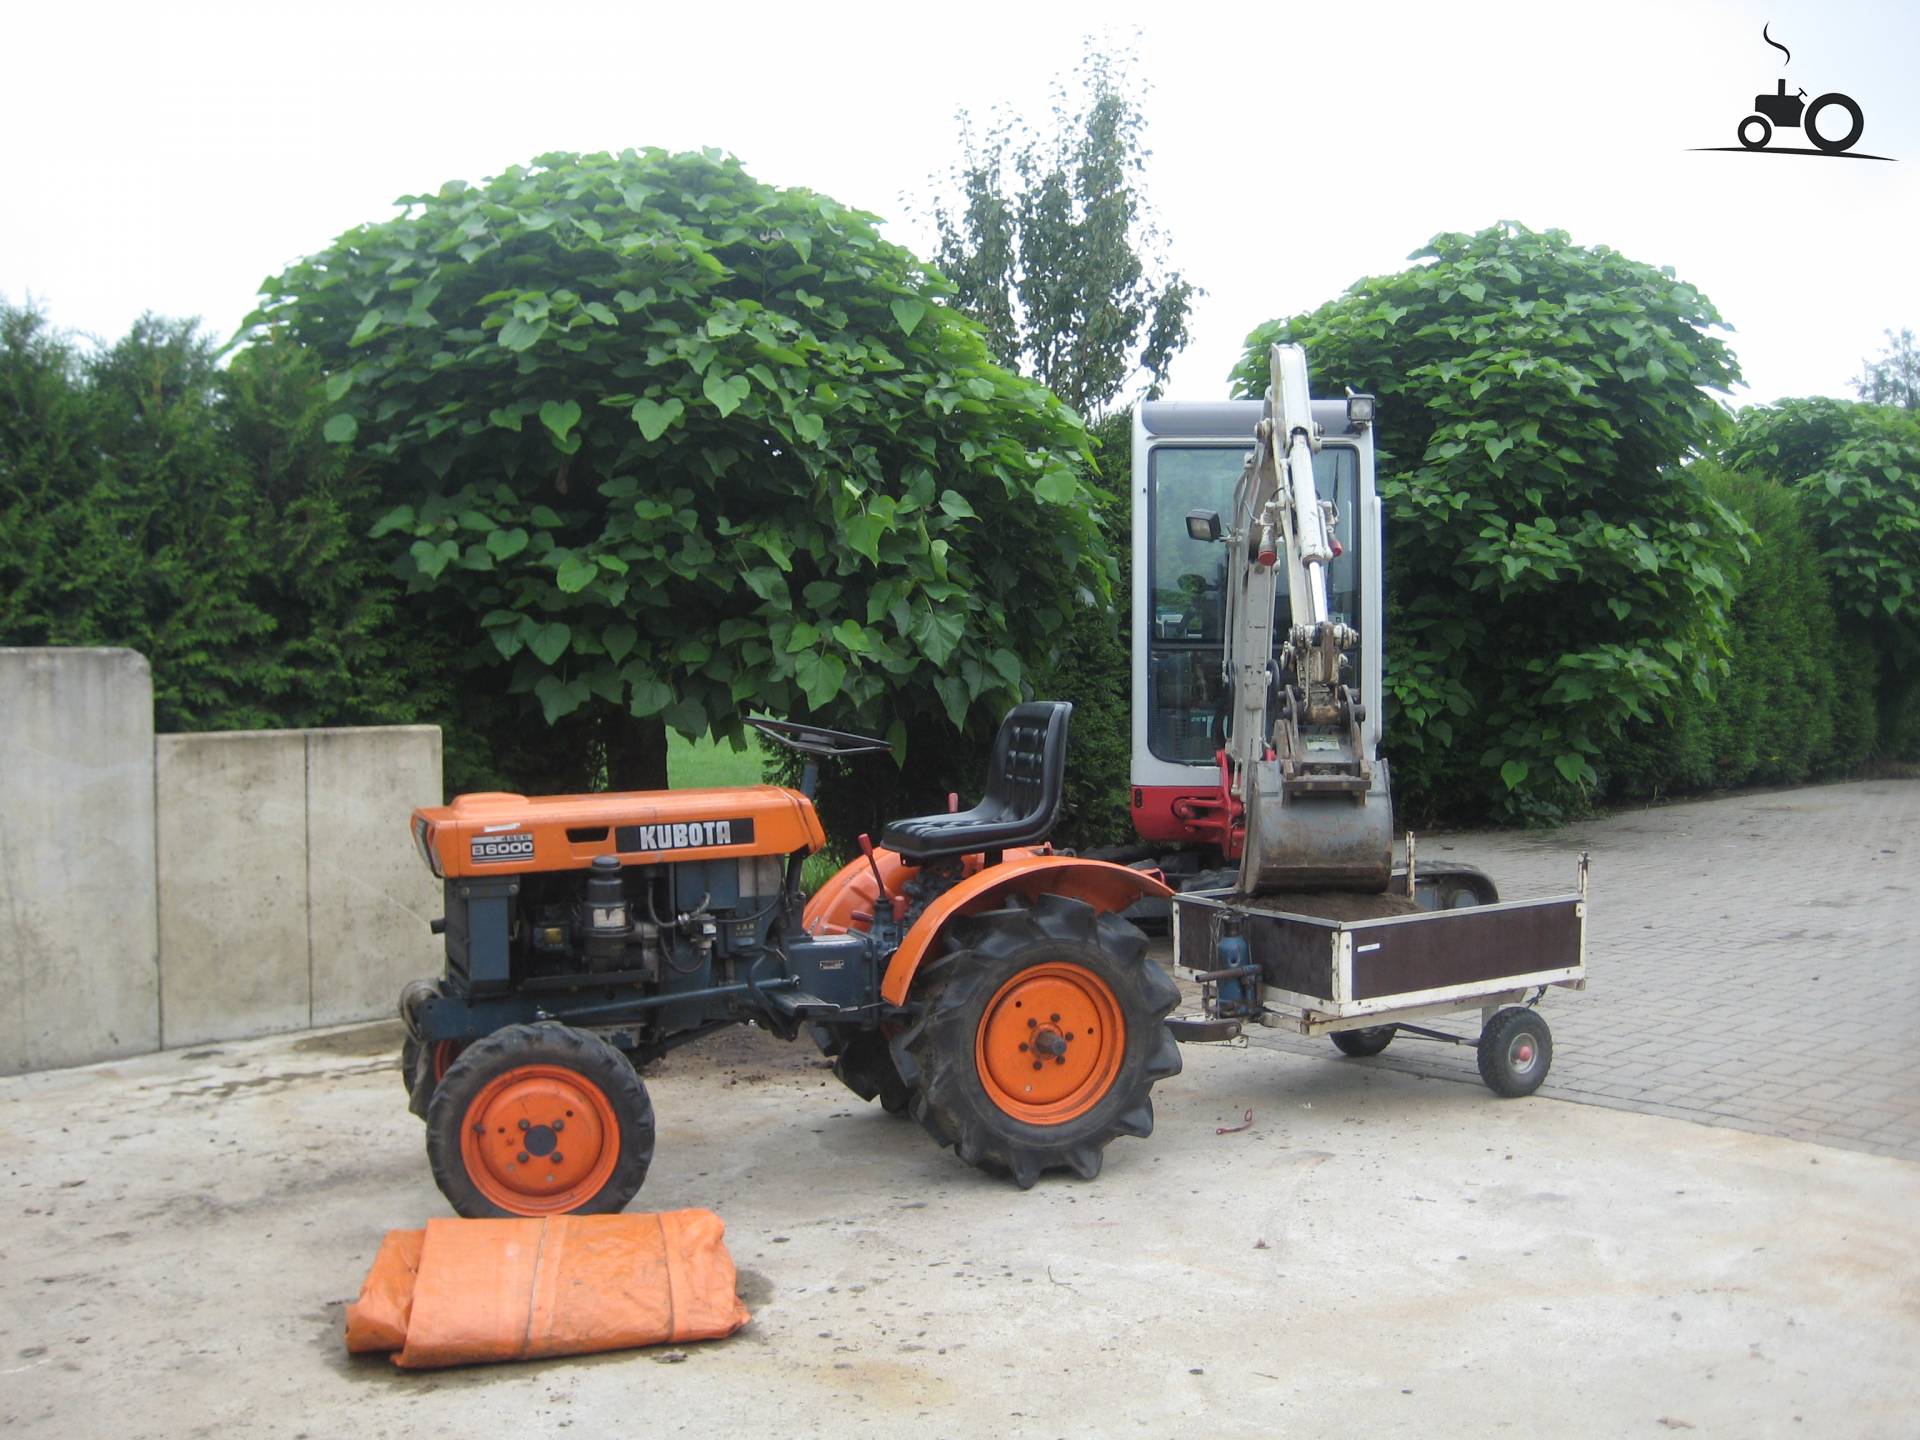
[345,1210,751,1369]
[344,1227,425,1353]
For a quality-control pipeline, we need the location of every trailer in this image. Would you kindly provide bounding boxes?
[1168,854,1588,1095]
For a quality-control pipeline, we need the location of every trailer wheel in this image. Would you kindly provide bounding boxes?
[1331,1025,1396,1058]
[892,892,1182,1188]
[1477,1007,1553,1098]
[426,1022,654,1218]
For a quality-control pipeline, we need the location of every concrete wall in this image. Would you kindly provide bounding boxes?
[0,649,161,1074]
[0,648,444,1069]
[156,726,443,1046]
[306,728,443,1026]
[156,731,309,1045]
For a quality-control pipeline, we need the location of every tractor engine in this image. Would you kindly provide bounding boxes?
[512,849,788,980]
[405,786,838,1058]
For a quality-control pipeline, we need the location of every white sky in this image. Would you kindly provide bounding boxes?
[4,0,1915,409]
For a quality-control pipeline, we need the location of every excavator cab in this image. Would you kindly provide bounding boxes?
[1129,391,1382,868]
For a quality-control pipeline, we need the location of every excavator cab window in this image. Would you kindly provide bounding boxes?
[1146,443,1361,764]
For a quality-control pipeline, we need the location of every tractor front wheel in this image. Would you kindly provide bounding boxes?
[425,1023,655,1218]
[401,1035,466,1120]
[893,893,1182,1188]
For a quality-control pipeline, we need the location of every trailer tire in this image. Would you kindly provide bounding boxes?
[1477,1007,1552,1098]
[426,1022,654,1218]
[892,892,1182,1189]
[1331,1025,1396,1058]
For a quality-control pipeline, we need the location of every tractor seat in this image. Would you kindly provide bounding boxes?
[880,701,1073,865]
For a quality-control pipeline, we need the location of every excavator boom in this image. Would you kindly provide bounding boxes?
[1222,345,1393,894]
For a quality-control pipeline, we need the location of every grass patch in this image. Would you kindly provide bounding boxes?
[666,731,767,788]
[802,849,849,894]
[666,731,849,896]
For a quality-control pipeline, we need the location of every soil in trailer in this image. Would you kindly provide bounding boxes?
[1231,889,1423,922]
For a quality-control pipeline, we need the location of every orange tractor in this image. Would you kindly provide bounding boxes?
[399,703,1181,1217]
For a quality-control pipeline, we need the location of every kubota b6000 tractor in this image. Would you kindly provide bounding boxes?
[399,702,1181,1217]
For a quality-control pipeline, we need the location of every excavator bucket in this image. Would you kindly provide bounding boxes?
[1239,756,1394,892]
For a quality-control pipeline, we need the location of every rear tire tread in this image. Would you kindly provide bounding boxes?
[893,893,1182,1190]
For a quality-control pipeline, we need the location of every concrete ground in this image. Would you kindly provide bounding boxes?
[3,1012,1916,1439]
[4,779,1916,1436]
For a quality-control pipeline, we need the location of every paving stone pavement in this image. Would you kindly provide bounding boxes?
[1165,779,1920,1161]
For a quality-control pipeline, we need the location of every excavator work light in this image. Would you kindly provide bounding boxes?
[1186,509,1223,543]
[1346,393,1377,429]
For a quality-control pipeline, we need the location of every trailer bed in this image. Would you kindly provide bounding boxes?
[1168,858,1586,1092]
[1173,886,1585,1023]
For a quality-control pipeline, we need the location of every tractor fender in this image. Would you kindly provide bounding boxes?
[880,856,1173,1007]
[802,846,917,935]
[803,844,1040,933]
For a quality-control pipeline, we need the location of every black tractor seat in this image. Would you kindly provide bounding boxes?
[880,701,1073,865]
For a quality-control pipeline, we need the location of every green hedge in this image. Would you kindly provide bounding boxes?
[0,303,464,751]
[1725,398,1920,764]
[1603,464,1874,798]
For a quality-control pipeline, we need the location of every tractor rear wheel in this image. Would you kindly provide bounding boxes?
[425,1022,655,1218]
[892,892,1182,1188]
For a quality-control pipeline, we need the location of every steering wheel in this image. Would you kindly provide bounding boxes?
[745,715,892,758]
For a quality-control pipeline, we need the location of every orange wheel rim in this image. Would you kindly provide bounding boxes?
[459,1064,621,1215]
[431,1040,463,1082]
[975,962,1125,1124]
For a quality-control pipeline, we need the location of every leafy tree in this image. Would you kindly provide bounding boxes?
[921,42,1194,848]
[1725,398,1920,652]
[1234,223,1745,821]
[249,149,1105,794]
[1724,396,1920,758]
[1853,326,1919,409]
[928,42,1196,418]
